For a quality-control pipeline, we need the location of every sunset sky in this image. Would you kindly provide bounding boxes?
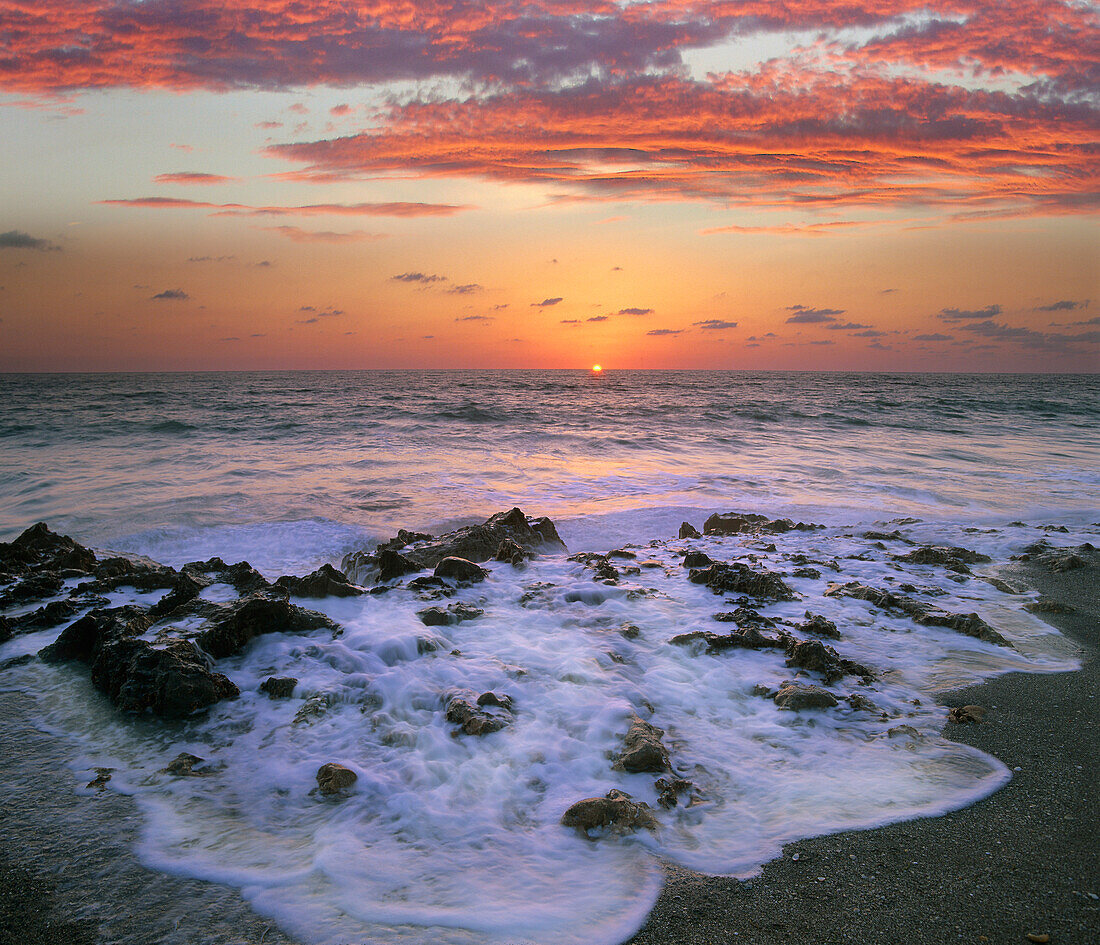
[0,0,1096,371]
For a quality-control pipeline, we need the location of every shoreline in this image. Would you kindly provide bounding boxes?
[2,545,1097,945]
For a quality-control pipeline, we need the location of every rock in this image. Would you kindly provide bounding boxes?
[893,545,991,574]
[377,549,422,582]
[617,622,641,639]
[774,683,838,711]
[670,625,784,652]
[862,530,910,542]
[12,595,109,633]
[792,567,822,579]
[845,693,878,712]
[148,571,210,617]
[316,762,357,795]
[655,776,694,809]
[682,551,713,569]
[613,716,670,773]
[0,572,65,608]
[342,508,566,584]
[293,694,335,724]
[712,606,776,628]
[434,557,489,584]
[704,512,822,536]
[797,612,841,639]
[417,602,485,626]
[785,639,852,683]
[494,538,530,566]
[446,692,513,736]
[275,563,363,598]
[0,523,96,577]
[607,548,637,560]
[688,562,795,601]
[983,577,1020,594]
[164,752,206,776]
[1024,597,1075,614]
[823,581,1012,647]
[196,592,337,659]
[678,522,701,539]
[259,676,298,698]
[561,789,658,834]
[86,767,113,790]
[40,606,152,664]
[947,704,987,724]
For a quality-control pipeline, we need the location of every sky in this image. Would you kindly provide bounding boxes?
[0,0,1097,372]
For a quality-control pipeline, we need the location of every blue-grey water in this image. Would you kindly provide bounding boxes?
[1,371,1096,566]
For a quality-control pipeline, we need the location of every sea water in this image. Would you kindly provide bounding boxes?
[0,370,1097,944]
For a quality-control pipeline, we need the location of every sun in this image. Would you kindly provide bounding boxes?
[591,364,603,373]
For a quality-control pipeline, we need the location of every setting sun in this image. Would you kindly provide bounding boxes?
[592,364,603,373]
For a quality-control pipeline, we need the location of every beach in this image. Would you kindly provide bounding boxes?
[1,524,1097,945]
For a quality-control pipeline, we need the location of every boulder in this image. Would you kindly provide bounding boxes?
[0,523,96,576]
[797,612,841,639]
[682,551,713,569]
[774,683,838,711]
[688,562,795,601]
[164,752,206,776]
[613,716,670,773]
[377,549,422,582]
[671,625,784,652]
[561,789,658,834]
[0,572,65,608]
[947,704,987,725]
[446,691,512,736]
[316,762,357,795]
[196,592,337,659]
[494,538,530,566]
[678,522,701,539]
[704,512,822,536]
[893,545,991,574]
[259,676,298,698]
[785,639,873,683]
[434,557,488,584]
[417,602,484,626]
[275,564,363,598]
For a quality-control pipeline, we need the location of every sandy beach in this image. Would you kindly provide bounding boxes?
[2,546,1096,945]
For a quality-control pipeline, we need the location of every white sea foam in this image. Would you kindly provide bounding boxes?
[0,516,1090,945]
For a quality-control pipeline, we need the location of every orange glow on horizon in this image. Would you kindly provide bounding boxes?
[592,364,603,373]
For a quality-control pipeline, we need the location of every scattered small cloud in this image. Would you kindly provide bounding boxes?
[617,307,653,316]
[560,319,581,325]
[587,315,609,322]
[169,143,193,152]
[219,336,240,342]
[825,322,870,330]
[188,255,236,263]
[808,339,835,345]
[854,329,886,337]
[532,297,563,307]
[455,315,493,322]
[448,283,482,294]
[255,121,283,129]
[914,332,952,341]
[153,172,237,185]
[330,104,352,116]
[262,226,387,243]
[392,272,446,283]
[938,305,1002,321]
[647,328,683,336]
[786,305,843,324]
[1036,299,1089,312]
[694,319,738,330]
[151,288,189,301]
[0,230,59,251]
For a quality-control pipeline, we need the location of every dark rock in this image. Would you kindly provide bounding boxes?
[617,622,641,639]
[613,716,670,773]
[670,625,784,652]
[785,638,873,684]
[86,767,113,790]
[446,692,513,736]
[417,602,484,626]
[316,762,357,795]
[0,523,96,576]
[40,606,152,665]
[845,693,878,713]
[164,753,206,776]
[797,612,841,639]
[561,789,658,834]
[0,572,65,608]
[196,592,337,659]
[655,776,694,809]
[11,596,109,633]
[148,571,210,617]
[774,683,838,710]
[494,538,530,566]
[678,522,701,539]
[947,704,987,725]
[434,557,488,584]
[704,512,822,536]
[893,545,991,573]
[377,549,422,582]
[222,561,271,595]
[824,581,1012,647]
[275,563,363,598]
[293,694,335,725]
[712,606,776,628]
[1023,597,1075,614]
[0,615,11,643]
[259,676,298,698]
[607,548,637,560]
[342,507,566,584]
[862,530,911,542]
[682,551,713,569]
[688,562,795,601]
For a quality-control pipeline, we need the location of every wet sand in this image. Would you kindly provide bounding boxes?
[2,553,1097,945]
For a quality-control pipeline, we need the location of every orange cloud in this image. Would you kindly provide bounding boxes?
[100,197,472,216]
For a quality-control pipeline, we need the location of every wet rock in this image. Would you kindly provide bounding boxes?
[494,538,531,566]
[845,693,878,713]
[1024,597,1075,614]
[785,639,872,684]
[0,615,11,644]
[607,548,637,560]
[148,571,210,617]
[792,567,822,579]
[670,625,784,652]
[688,562,795,601]
[893,545,991,573]
[259,676,298,698]
[11,595,109,633]
[0,572,65,608]
[275,563,363,598]
[704,512,822,536]
[613,716,670,773]
[446,691,513,736]
[40,605,152,664]
[434,557,489,584]
[377,549,422,582]
[0,523,96,576]
[617,622,641,639]
[983,577,1020,594]
[221,561,271,595]
[682,551,713,569]
[561,789,658,835]
[678,522,701,539]
[655,776,694,810]
[797,612,841,640]
[947,704,987,725]
[293,694,335,725]
[774,683,838,711]
[862,530,911,543]
[342,508,566,583]
[417,602,484,626]
[569,552,621,584]
[164,752,206,776]
[86,767,113,790]
[712,606,776,629]
[823,581,1012,647]
[196,592,337,659]
[316,762,357,795]
[406,575,454,597]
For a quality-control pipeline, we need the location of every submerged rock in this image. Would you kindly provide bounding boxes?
[561,789,658,835]
[164,752,207,776]
[785,639,873,684]
[316,762,357,795]
[893,545,991,574]
[681,551,713,569]
[671,625,784,652]
[773,683,839,711]
[417,602,484,626]
[377,549,421,582]
[446,691,513,736]
[275,563,363,598]
[688,562,795,601]
[341,508,566,584]
[259,676,298,699]
[704,512,822,536]
[824,581,1012,647]
[947,704,987,725]
[613,716,670,773]
[494,538,531,566]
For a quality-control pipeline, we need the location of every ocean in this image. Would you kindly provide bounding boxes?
[1,370,1097,944]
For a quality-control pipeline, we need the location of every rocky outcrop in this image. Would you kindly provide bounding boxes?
[434,557,488,584]
[613,716,670,773]
[704,512,822,536]
[0,522,96,578]
[494,538,531,566]
[316,763,357,795]
[688,562,795,601]
[417,602,484,626]
[773,682,839,710]
[341,508,566,585]
[561,789,658,835]
[678,522,701,539]
[445,691,514,736]
[275,564,363,598]
[671,625,784,652]
[785,639,873,684]
[196,592,337,659]
[823,581,1011,647]
[797,612,841,639]
[681,551,713,569]
[893,545,991,574]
